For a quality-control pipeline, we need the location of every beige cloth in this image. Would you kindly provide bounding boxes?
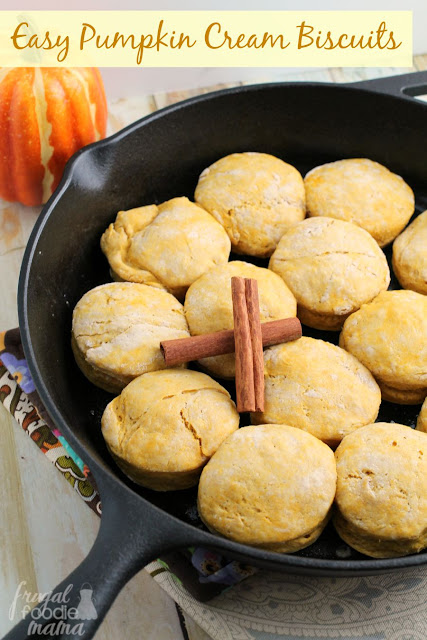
[146,559,427,639]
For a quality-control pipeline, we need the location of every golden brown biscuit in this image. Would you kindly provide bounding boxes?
[269,217,390,330]
[334,422,427,558]
[305,159,414,247]
[198,424,336,552]
[184,261,297,378]
[72,282,190,393]
[340,290,427,404]
[416,398,427,433]
[252,337,381,447]
[392,210,427,295]
[194,152,305,257]
[100,197,231,300]
[101,369,239,490]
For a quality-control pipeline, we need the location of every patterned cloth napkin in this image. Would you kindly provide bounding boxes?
[3,327,427,640]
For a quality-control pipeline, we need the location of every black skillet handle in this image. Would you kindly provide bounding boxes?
[3,474,197,640]
[349,70,427,101]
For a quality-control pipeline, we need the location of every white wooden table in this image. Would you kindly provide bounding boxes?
[1,60,426,639]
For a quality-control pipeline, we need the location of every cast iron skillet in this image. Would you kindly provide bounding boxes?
[6,71,427,640]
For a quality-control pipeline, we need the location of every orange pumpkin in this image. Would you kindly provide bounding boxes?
[0,67,108,206]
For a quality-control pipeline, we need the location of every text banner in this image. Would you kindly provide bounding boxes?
[0,11,413,67]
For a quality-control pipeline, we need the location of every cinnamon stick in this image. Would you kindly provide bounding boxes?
[160,317,302,366]
[245,279,265,412]
[231,277,255,413]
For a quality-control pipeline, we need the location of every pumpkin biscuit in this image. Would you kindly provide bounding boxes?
[184,261,297,379]
[198,424,337,552]
[269,217,390,330]
[72,282,190,393]
[340,290,427,404]
[392,210,427,295]
[252,337,381,447]
[100,197,231,300]
[305,158,414,247]
[102,369,239,491]
[194,152,305,257]
[334,423,427,558]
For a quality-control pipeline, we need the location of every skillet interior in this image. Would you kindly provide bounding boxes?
[19,81,427,568]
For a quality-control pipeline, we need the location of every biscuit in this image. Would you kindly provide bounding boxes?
[252,337,381,447]
[305,158,414,247]
[100,197,231,300]
[198,424,337,552]
[334,422,427,558]
[194,152,305,257]
[184,261,297,378]
[101,369,239,490]
[416,398,427,433]
[72,282,190,393]
[269,217,390,330]
[392,210,427,295]
[340,290,427,404]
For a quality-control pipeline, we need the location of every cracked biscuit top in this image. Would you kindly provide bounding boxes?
[269,217,390,331]
[184,261,297,379]
[198,424,337,552]
[334,423,427,557]
[100,197,231,301]
[101,369,239,490]
[305,158,415,247]
[194,152,305,257]
[72,282,190,393]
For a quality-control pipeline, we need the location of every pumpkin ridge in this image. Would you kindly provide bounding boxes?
[67,68,100,141]
[44,69,81,195]
[34,68,55,203]
[91,67,108,137]
[10,69,44,206]
[0,69,16,201]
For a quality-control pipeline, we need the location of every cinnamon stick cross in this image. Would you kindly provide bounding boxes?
[160,278,302,413]
[160,317,301,365]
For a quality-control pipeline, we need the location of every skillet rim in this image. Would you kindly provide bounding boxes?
[18,79,427,574]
